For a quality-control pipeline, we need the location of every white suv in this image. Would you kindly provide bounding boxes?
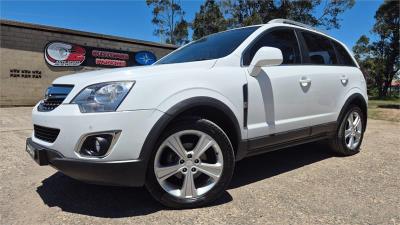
[26,19,368,208]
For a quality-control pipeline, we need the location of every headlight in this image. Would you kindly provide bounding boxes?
[71,81,134,113]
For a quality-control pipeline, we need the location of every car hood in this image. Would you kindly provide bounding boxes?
[53,60,217,85]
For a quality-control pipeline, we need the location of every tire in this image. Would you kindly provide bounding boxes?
[329,105,365,156]
[145,117,235,209]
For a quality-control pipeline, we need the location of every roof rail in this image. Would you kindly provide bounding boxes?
[269,18,325,34]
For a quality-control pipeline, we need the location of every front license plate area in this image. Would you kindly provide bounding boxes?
[25,139,49,166]
[26,142,36,159]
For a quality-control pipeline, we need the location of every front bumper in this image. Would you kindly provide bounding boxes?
[26,138,147,186]
[32,104,164,161]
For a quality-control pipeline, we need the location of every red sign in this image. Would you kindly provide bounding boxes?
[45,42,86,67]
[95,58,127,67]
[44,41,156,68]
[92,50,129,60]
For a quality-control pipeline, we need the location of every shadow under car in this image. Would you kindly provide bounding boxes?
[36,142,332,217]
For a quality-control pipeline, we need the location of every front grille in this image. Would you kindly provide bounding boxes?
[39,97,65,111]
[38,85,74,112]
[34,125,60,143]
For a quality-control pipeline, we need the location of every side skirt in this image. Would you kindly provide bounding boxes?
[238,122,337,159]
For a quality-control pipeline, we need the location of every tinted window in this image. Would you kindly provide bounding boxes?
[333,41,356,66]
[243,29,301,65]
[156,26,260,65]
[302,32,337,65]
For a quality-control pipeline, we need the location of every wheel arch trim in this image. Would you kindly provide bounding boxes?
[337,92,368,129]
[138,96,243,179]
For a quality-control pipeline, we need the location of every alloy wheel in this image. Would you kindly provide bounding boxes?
[344,111,363,150]
[154,130,224,199]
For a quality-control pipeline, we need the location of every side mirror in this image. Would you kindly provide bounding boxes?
[248,47,283,76]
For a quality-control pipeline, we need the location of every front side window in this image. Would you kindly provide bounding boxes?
[332,41,356,66]
[155,26,260,65]
[243,28,301,66]
[302,32,337,65]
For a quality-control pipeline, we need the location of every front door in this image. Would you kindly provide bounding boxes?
[244,27,316,138]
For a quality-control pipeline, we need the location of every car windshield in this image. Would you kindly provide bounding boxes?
[155,26,260,65]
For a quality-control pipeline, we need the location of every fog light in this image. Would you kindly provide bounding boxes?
[79,134,114,157]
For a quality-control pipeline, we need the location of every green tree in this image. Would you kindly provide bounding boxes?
[146,0,189,45]
[221,0,355,29]
[353,35,382,95]
[353,0,399,98]
[220,0,264,27]
[192,0,227,40]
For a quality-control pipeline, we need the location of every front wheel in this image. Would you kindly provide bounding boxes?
[329,105,365,156]
[145,117,235,208]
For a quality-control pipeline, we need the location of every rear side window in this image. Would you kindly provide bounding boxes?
[243,28,301,65]
[302,32,337,65]
[332,41,356,66]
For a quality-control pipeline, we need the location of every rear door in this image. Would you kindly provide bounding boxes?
[297,30,358,126]
[331,40,362,115]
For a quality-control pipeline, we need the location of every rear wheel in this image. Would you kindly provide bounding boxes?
[329,105,365,156]
[145,117,235,208]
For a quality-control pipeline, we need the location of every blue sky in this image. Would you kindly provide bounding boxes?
[0,0,383,48]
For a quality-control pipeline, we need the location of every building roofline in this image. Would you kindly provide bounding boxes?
[0,19,177,50]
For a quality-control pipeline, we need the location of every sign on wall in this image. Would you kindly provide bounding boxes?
[135,51,157,65]
[45,42,86,66]
[9,69,42,79]
[44,41,157,68]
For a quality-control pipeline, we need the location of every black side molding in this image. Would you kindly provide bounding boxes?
[243,84,248,128]
[248,127,310,151]
[238,122,337,158]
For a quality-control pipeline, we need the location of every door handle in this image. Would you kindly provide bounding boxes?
[299,77,311,87]
[340,75,349,85]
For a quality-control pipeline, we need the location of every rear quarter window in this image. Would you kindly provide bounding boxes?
[332,41,356,67]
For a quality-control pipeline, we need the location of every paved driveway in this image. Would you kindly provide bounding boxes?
[1,107,399,224]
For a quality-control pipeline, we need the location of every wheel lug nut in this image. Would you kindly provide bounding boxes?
[191,167,196,172]
[194,159,199,163]
[182,168,187,172]
[179,159,185,164]
[187,154,192,159]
